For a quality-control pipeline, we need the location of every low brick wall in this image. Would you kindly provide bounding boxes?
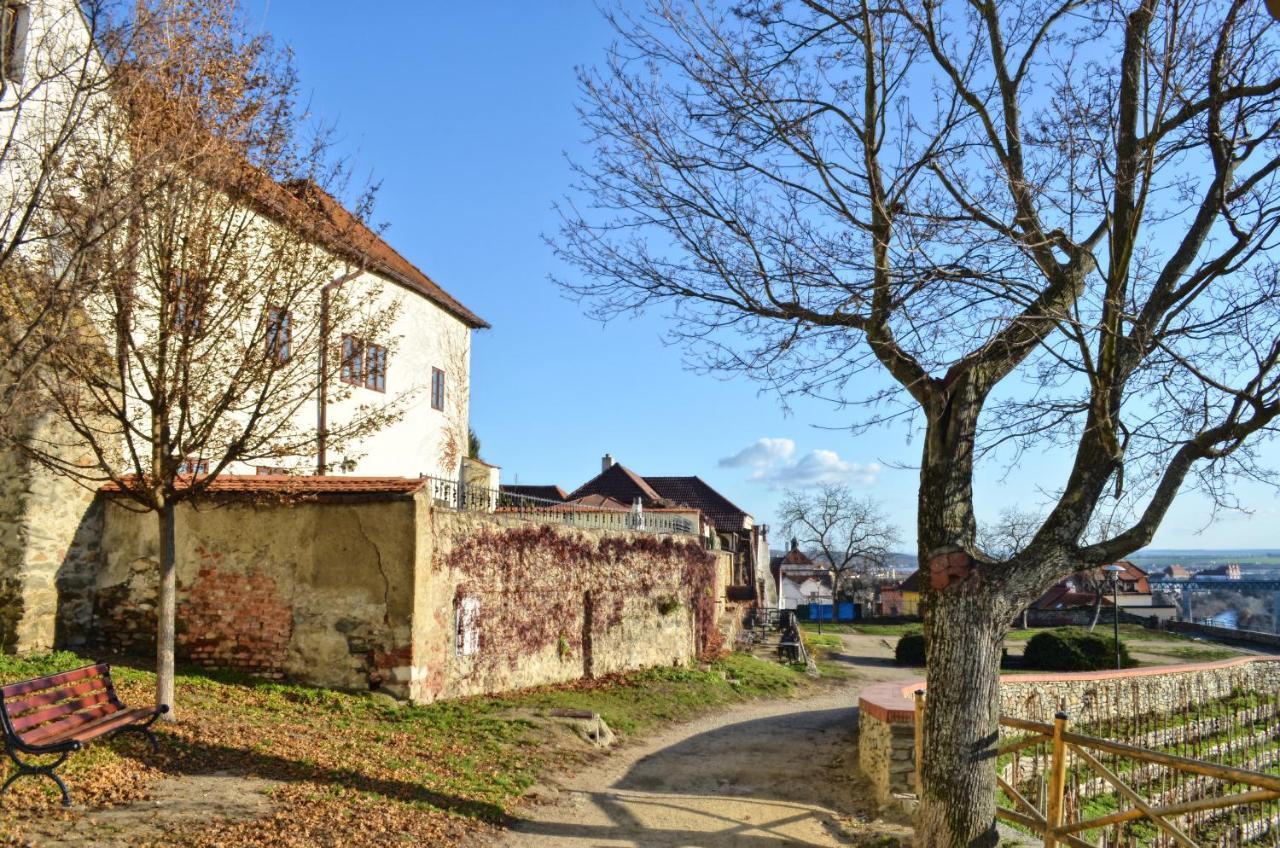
[857,656,1280,805]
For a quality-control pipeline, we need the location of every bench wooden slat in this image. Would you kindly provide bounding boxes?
[10,691,117,734]
[19,702,121,747]
[65,708,159,744]
[0,664,109,699]
[6,678,112,718]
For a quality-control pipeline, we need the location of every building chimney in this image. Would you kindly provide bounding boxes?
[602,453,616,472]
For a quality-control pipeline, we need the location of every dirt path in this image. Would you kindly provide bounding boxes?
[496,639,917,848]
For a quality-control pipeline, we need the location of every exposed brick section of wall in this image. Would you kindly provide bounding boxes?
[177,563,293,677]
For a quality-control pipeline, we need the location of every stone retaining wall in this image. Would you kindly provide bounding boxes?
[857,656,1280,805]
[67,491,710,703]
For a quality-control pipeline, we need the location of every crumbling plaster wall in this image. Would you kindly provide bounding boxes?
[80,492,710,704]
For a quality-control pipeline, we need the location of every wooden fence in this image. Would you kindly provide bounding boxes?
[913,691,1280,847]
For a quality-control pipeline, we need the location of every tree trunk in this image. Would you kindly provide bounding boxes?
[914,383,1006,848]
[916,585,1007,848]
[1089,588,1104,632]
[156,498,177,719]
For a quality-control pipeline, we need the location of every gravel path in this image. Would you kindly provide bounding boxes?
[496,636,917,848]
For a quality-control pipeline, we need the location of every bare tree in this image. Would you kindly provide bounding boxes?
[556,2,1280,844]
[778,484,900,605]
[0,1,143,432]
[22,0,403,717]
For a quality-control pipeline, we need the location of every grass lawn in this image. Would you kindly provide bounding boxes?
[0,651,810,847]
[799,621,919,637]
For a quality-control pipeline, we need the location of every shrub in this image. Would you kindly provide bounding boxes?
[1022,627,1135,671]
[894,630,927,666]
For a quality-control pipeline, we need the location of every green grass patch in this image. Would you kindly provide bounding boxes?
[0,649,807,832]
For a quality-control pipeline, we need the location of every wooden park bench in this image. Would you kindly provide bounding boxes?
[0,663,168,806]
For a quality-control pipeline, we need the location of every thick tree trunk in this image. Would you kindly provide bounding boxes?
[914,382,1008,848]
[917,588,1007,848]
[156,498,177,719]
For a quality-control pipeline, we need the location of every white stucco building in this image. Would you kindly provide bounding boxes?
[1,0,487,484]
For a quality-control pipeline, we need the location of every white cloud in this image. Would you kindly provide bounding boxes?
[719,438,880,489]
[718,437,796,469]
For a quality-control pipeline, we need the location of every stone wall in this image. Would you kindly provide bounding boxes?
[857,657,1280,805]
[0,414,103,654]
[72,490,710,703]
[85,494,421,696]
[859,706,916,805]
[418,509,708,702]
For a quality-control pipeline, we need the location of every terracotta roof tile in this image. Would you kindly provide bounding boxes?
[100,474,426,499]
[500,484,568,502]
[568,464,663,507]
[643,476,751,532]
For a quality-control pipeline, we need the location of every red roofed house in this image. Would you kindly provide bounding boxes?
[513,454,768,600]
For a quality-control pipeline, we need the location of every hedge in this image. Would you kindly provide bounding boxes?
[1022,627,1135,671]
[894,629,927,666]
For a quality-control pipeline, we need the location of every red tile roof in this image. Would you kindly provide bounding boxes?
[569,493,630,510]
[500,484,569,503]
[1031,584,1110,610]
[644,476,751,532]
[100,474,426,500]
[291,184,489,329]
[568,464,663,509]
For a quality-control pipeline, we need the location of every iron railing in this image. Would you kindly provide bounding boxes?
[421,476,698,536]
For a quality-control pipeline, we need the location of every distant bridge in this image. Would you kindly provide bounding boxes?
[1148,578,1280,630]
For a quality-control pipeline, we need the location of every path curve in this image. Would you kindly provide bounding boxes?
[492,636,919,848]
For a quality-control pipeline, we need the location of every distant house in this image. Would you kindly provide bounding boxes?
[878,570,921,617]
[1027,561,1175,624]
[1199,564,1242,580]
[513,455,768,599]
[770,541,834,610]
[1161,564,1192,580]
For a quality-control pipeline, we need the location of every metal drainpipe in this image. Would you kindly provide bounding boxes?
[316,269,363,475]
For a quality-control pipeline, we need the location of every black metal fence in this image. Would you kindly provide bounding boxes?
[422,476,698,537]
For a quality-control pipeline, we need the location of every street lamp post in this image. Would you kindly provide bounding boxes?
[1102,564,1126,669]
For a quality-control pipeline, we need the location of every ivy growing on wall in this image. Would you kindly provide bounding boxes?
[440,523,720,677]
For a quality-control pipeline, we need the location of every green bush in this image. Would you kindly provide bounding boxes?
[894,630,927,666]
[1022,627,1135,671]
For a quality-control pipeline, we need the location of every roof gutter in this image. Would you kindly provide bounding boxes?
[316,269,364,475]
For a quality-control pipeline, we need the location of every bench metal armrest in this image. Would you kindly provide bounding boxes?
[6,734,82,756]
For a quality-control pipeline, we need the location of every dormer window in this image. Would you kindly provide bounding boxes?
[3,4,27,83]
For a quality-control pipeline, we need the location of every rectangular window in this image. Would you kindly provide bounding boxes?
[340,334,364,385]
[172,271,206,335]
[431,367,445,411]
[364,343,387,392]
[455,595,480,657]
[3,5,27,83]
[255,465,287,476]
[266,307,291,364]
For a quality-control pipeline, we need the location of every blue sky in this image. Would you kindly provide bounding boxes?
[249,1,1279,553]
